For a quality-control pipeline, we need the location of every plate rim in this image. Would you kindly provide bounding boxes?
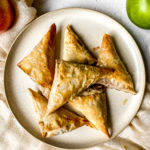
[4,8,146,149]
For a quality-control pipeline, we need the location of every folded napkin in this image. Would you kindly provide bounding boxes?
[0,1,149,150]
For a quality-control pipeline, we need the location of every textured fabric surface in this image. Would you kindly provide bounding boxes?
[0,0,150,150]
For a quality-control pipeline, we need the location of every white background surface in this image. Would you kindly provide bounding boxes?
[33,0,150,82]
[0,1,149,150]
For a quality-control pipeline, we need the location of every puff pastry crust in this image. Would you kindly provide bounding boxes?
[47,60,113,114]
[28,88,88,137]
[63,25,96,65]
[70,86,109,138]
[17,24,56,92]
[98,34,136,94]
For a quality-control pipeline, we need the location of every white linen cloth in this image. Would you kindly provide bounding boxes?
[0,0,150,150]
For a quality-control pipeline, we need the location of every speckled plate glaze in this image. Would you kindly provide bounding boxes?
[4,8,145,149]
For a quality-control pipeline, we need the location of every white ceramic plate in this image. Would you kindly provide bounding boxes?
[4,8,145,149]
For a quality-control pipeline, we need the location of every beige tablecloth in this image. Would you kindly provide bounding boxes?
[0,1,150,150]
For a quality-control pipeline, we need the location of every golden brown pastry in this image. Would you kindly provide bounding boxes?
[70,86,109,138]
[17,24,56,95]
[97,34,136,94]
[63,25,96,64]
[47,60,114,114]
[28,88,89,137]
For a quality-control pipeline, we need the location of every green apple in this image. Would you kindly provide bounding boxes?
[127,0,150,29]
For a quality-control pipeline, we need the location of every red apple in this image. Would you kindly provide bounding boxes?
[0,0,14,33]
